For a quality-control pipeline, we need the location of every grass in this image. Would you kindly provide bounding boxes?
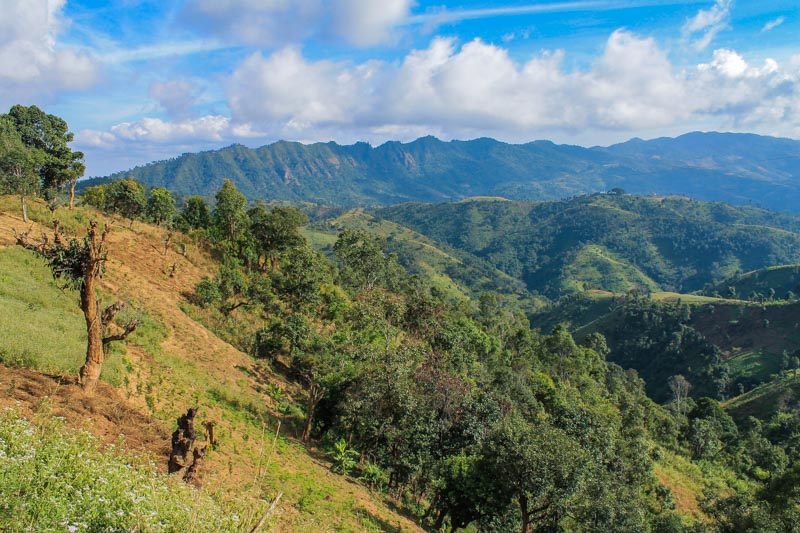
[560,244,661,294]
[0,247,127,385]
[727,350,783,384]
[0,407,250,532]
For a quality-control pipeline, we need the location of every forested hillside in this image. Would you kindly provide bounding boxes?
[377,194,800,299]
[88,132,800,212]
[4,104,800,531]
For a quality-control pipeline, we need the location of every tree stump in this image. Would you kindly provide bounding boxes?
[168,407,198,474]
[183,445,207,482]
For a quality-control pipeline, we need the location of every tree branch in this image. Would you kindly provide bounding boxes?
[102,319,140,345]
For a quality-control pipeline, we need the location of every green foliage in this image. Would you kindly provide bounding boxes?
[178,195,211,231]
[213,178,248,244]
[590,297,729,402]
[1,105,84,204]
[0,408,243,532]
[378,195,800,298]
[105,177,147,220]
[147,187,176,225]
[329,438,359,475]
[334,228,405,293]
[80,184,106,209]
[704,264,800,303]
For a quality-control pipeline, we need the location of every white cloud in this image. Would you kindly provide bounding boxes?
[0,0,97,108]
[226,48,379,129]
[762,16,785,32]
[181,0,410,47]
[78,115,229,149]
[80,30,800,175]
[683,0,732,51]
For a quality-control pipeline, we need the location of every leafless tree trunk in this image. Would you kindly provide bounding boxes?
[669,374,692,415]
[69,178,77,210]
[302,381,326,444]
[15,221,138,394]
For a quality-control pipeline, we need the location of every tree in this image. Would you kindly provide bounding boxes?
[334,229,396,291]
[0,129,41,222]
[147,187,176,226]
[105,177,146,221]
[481,416,586,533]
[178,196,211,231]
[248,205,308,270]
[668,375,692,415]
[15,221,139,393]
[212,179,247,244]
[4,104,85,209]
[81,184,107,210]
[293,335,355,444]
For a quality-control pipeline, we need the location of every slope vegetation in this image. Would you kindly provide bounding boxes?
[0,197,423,532]
[377,194,800,299]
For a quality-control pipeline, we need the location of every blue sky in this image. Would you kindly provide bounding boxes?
[0,0,798,176]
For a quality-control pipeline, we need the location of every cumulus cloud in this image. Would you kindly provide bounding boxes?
[80,30,800,174]
[79,115,230,147]
[0,0,97,107]
[762,16,785,32]
[226,48,378,129]
[683,0,732,51]
[181,0,411,47]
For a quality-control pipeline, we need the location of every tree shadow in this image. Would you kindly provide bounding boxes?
[354,505,405,533]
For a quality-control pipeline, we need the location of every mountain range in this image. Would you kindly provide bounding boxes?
[89,132,800,212]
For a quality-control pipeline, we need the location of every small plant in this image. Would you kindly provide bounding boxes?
[359,461,389,492]
[329,437,359,476]
[265,382,284,402]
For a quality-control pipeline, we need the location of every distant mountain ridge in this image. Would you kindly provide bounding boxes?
[89,132,800,212]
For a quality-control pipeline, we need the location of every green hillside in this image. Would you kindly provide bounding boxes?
[703,264,800,301]
[377,194,800,299]
[303,208,541,311]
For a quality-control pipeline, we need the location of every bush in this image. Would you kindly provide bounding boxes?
[193,277,221,307]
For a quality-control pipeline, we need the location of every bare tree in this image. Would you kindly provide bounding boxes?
[15,220,139,393]
[668,374,692,415]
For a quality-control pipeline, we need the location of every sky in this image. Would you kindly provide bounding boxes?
[0,0,798,176]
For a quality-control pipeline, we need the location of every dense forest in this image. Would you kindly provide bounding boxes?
[86,132,800,212]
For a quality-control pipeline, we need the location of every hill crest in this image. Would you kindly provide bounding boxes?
[87,132,800,212]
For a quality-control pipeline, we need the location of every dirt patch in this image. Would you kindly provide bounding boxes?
[0,364,171,466]
[654,465,703,521]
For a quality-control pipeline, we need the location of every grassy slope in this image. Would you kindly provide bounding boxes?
[0,197,422,532]
[304,208,541,310]
[559,244,661,294]
[706,264,800,300]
